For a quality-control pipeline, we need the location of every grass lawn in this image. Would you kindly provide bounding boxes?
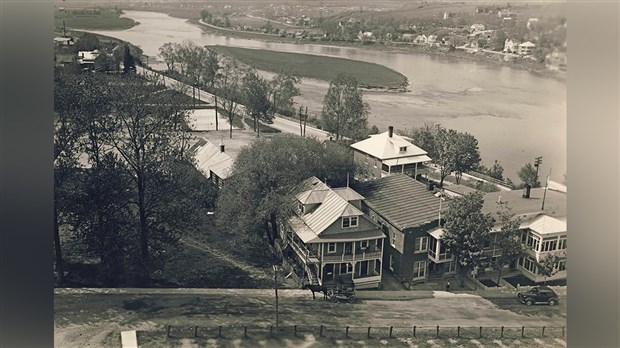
[211,46,408,90]
[55,8,138,30]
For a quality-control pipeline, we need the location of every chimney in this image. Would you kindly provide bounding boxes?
[522,184,531,199]
[220,143,225,153]
[388,126,394,138]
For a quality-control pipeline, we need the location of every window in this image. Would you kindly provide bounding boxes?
[327,243,336,253]
[559,238,567,250]
[541,239,558,252]
[413,260,426,279]
[339,263,352,274]
[447,260,457,273]
[391,232,396,247]
[360,240,369,249]
[526,234,540,252]
[342,216,358,228]
[558,260,566,271]
[389,254,394,271]
[399,146,407,152]
[415,237,429,253]
[521,230,528,244]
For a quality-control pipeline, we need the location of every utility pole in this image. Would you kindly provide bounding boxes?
[541,168,551,210]
[273,265,279,328]
[534,156,543,187]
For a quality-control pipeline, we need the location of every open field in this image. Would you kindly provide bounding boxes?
[55,8,138,30]
[212,46,408,90]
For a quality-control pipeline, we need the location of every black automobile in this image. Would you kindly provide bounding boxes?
[517,286,559,306]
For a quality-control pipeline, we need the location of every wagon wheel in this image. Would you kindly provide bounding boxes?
[347,295,356,303]
[330,295,338,303]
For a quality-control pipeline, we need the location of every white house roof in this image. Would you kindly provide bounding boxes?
[520,41,536,47]
[524,214,566,235]
[78,50,100,61]
[350,130,429,161]
[194,139,234,179]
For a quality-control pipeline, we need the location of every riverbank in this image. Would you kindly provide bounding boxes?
[185,18,565,82]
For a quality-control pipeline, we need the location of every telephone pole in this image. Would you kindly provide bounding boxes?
[273,265,279,328]
[534,156,543,187]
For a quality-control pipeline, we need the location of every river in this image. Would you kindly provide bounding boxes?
[87,11,566,183]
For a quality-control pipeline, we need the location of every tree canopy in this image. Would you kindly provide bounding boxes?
[442,192,494,287]
[518,162,540,188]
[321,73,369,141]
[215,137,358,258]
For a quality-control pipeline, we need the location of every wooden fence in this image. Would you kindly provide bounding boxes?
[161,324,565,340]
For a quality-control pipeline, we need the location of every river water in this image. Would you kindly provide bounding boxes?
[88,11,566,182]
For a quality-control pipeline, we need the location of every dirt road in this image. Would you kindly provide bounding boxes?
[55,288,565,347]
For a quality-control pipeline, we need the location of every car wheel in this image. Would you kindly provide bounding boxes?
[549,299,558,306]
[525,299,534,306]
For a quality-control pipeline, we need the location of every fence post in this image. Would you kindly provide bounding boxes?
[367,326,372,338]
[270,325,273,336]
[320,325,324,338]
[479,326,482,338]
[389,326,393,338]
[501,326,504,338]
[521,326,525,338]
[413,326,416,338]
[562,326,565,337]
[166,325,171,338]
[346,326,349,338]
[542,326,545,337]
[244,326,247,338]
[294,325,297,337]
[218,326,222,338]
[457,326,460,338]
[194,326,198,338]
[436,325,439,338]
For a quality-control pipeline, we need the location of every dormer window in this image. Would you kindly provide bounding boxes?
[399,146,407,152]
[342,216,358,228]
[297,202,304,214]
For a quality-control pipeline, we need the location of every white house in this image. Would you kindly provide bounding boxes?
[518,41,536,55]
[414,34,428,44]
[350,126,432,181]
[503,39,521,53]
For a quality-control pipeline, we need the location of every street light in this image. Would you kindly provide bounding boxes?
[272,265,280,328]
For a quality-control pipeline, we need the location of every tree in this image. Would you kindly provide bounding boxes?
[201,48,221,130]
[216,137,357,257]
[488,160,504,181]
[269,70,301,117]
[368,125,379,134]
[321,73,369,141]
[537,253,562,285]
[442,192,494,287]
[105,75,195,284]
[495,30,507,51]
[452,132,481,184]
[492,202,524,285]
[94,53,116,72]
[122,44,136,74]
[74,33,100,51]
[217,57,245,138]
[158,42,177,72]
[200,9,213,23]
[518,162,540,188]
[243,70,271,134]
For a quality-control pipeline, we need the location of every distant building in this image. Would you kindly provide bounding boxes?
[527,18,539,30]
[503,39,521,53]
[470,24,486,33]
[77,50,100,65]
[427,35,438,46]
[545,50,567,72]
[518,41,536,55]
[54,37,74,46]
[358,31,375,41]
[413,34,428,44]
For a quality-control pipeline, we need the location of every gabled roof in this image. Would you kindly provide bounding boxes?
[332,187,365,201]
[193,139,233,179]
[353,174,446,230]
[297,179,365,235]
[520,41,536,47]
[350,130,429,161]
[290,177,373,241]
